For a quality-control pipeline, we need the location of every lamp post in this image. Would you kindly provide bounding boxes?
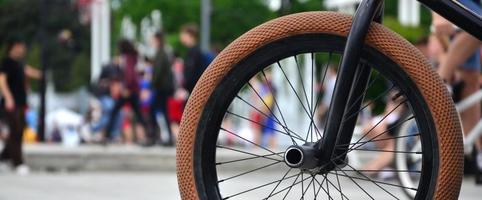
[90,0,111,83]
[200,0,211,52]
[38,0,49,142]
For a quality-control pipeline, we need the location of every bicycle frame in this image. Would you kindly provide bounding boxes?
[455,89,482,153]
[317,0,482,164]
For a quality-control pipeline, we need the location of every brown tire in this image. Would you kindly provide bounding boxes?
[177,11,463,200]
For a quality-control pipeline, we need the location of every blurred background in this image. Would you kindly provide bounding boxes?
[0,0,480,199]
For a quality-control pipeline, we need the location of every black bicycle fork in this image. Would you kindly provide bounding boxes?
[314,0,385,166]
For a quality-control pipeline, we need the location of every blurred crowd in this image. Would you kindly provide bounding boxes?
[77,23,215,147]
[0,3,481,180]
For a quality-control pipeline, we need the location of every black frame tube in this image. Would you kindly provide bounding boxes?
[315,0,482,164]
[315,0,384,162]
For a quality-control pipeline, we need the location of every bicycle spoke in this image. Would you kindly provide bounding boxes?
[218,160,283,183]
[337,160,410,199]
[266,172,313,200]
[247,81,297,143]
[319,174,351,200]
[226,111,305,142]
[220,127,283,157]
[277,172,303,200]
[216,145,283,162]
[312,52,332,118]
[260,69,299,143]
[216,152,284,165]
[313,175,335,200]
[325,173,331,198]
[277,61,322,138]
[294,55,313,113]
[334,165,375,200]
[337,133,420,147]
[235,94,290,136]
[343,70,380,114]
[342,85,396,123]
[347,115,415,152]
[310,53,315,142]
[299,175,316,200]
[334,169,421,173]
[300,173,305,200]
[312,175,317,200]
[223,172,301,200]
[348,99,407,150]
[313,175,327,199]
[349,148,421,154]
[265,168,293,199]
[329,171,417,191]
[334,169,345,200]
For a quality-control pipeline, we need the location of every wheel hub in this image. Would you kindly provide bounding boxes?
[284,143,346,175]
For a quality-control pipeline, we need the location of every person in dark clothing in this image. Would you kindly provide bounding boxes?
[147,31,175,146]
[0,39,41,175]
[180,23,205,93]
[104,40,147,143]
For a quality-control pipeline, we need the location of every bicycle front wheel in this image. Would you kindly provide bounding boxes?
[177,12,463,200]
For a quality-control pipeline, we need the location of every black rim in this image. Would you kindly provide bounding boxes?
[194,33,438,200]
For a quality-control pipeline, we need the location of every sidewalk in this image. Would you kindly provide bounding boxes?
[16,144,279,172]
[21,144,176,172]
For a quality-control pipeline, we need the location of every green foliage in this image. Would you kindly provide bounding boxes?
[0,0,40,44]
[67,53,91,90]
[290,0,325,13]
[112,0,201,55]
[210,0,276,46]
[0,0,91,93]
[113,0,275,56]
[383,16,429,43]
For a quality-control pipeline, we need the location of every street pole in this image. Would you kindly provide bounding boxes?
[91,0,101,83]
[280,0,291,15]
[91,0,111,82]
[38,0,48,142]
[200,0,211,52]
[100,0,111,72]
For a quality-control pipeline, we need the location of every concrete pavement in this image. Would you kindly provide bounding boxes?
[21,144,278,172]
[0,172,480,200]
[0,144,479,199]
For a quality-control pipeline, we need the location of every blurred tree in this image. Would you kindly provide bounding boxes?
[0,0,40,46]
[290,0,324,13]
[210,0,275,46]
[112,0,200,56]
[113,0,275,55]
[0,0,91,92]
[112,0,430,55]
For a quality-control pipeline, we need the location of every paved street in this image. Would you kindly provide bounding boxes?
[0,172,480,200]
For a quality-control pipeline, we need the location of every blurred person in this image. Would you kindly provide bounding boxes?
[87,63,124,142]
[138,59,153,144]
[317,66,337,127]
[0,38,41,175]
[168,54,186,139]
[362,91,406,180]
[103,40,147,143]
[0,113,7,141]
[432,1,482,183]
[121,105,146,145]
[179,23,207,94]
[147,31,175,146]
[248,75,277,148]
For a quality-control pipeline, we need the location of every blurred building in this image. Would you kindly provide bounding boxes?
[324,0,421,26]
[88,0,111,82]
